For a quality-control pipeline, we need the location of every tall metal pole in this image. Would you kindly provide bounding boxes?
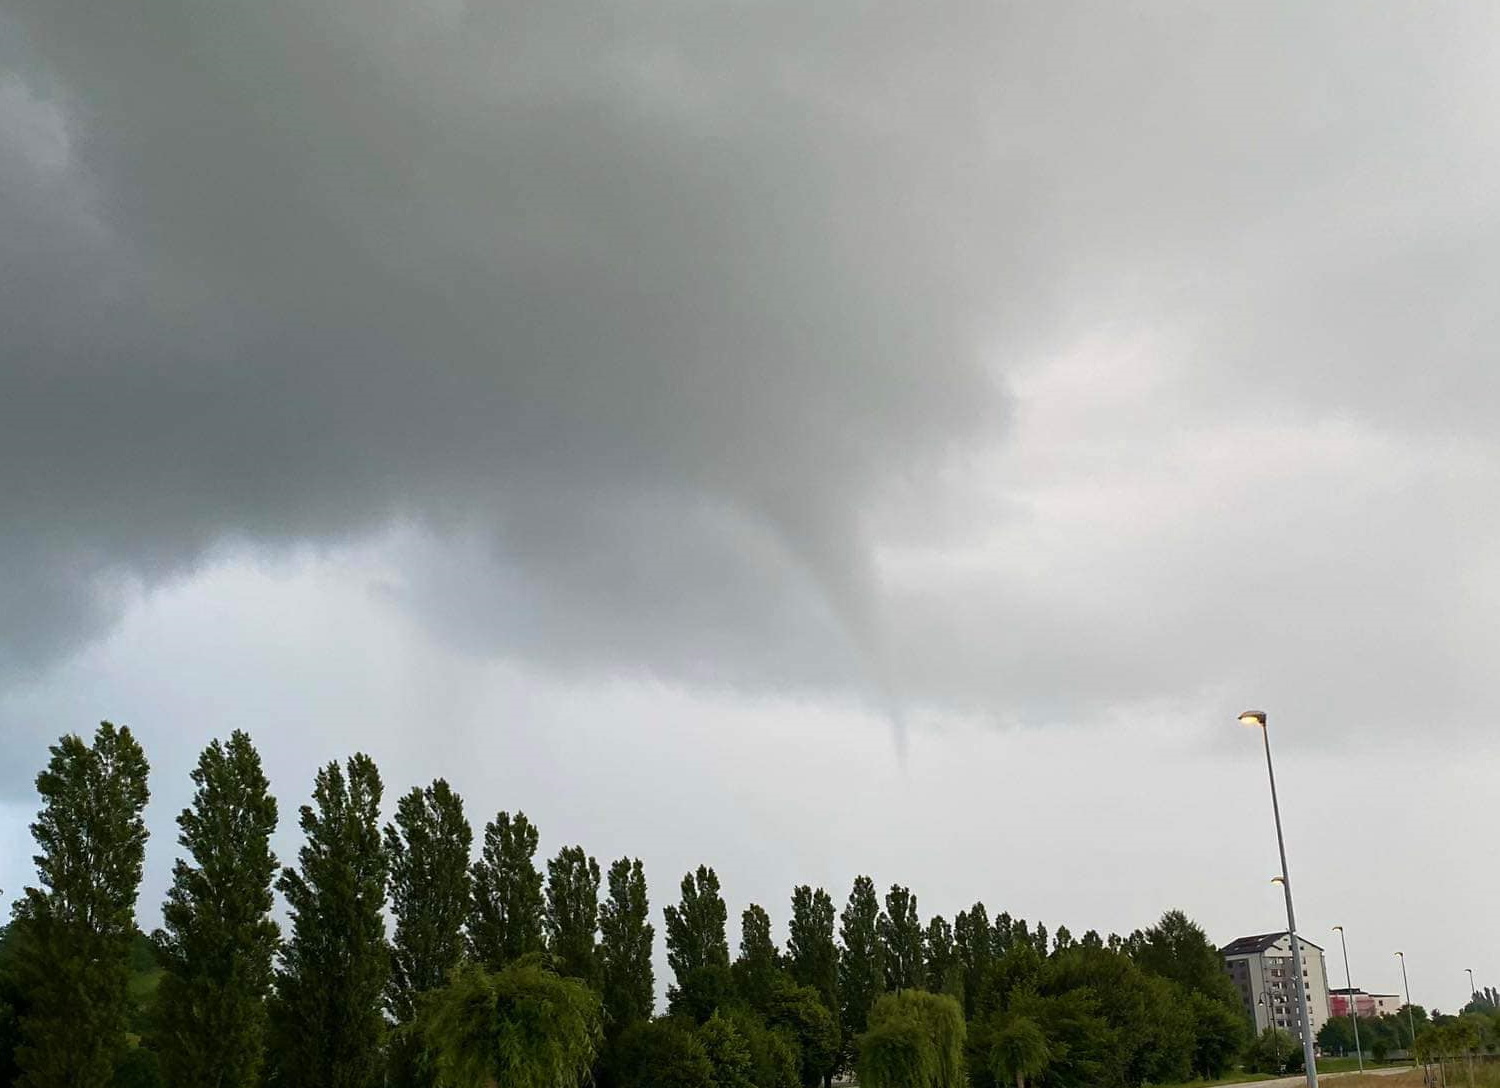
[1398,952,1421,1073]
[1333,926,1363,1072]
[1466,969,1475,1004]
[1255,717,1320,1088]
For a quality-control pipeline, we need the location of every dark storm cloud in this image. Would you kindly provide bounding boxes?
[5,1,1500,735]
[1,0,1036,688]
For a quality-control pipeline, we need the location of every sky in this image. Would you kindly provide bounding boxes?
[2,0,1497,1014]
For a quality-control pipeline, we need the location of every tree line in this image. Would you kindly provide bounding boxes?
[0,722,1255,1088]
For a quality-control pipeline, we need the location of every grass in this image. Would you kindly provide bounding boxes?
[1154,1057,1416,1088]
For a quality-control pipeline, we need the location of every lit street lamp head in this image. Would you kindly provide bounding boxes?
[1332,925,1344,932]
[1271,875,1286,886]
[1239,710,1268,727]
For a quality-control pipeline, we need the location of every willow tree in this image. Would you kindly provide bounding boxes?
[857,989,965,1088]
[988,1014,1050,1088]
[421,961,601,1088]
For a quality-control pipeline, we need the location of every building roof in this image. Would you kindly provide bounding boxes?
[1221,931,1325,956]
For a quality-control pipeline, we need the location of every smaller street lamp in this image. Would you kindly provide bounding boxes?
[1332,926,1363,1073]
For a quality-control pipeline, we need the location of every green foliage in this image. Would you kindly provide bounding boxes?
[545,846,602,985]
[385,779,473,1023]
[698,1011,755,1088]
[1010,986,1115,1088]
[419,960,601,1088]
[732,904,780,1012]
[606,1018,715,1088]
[924,916,961,1003]
[857,989,965,1088]
[1187,987,1246,1079]
[669,964,735,1024]
[985,1013,1050,1088]
[468,811,546,969]
[766,978,840,1086]
[270,754,389,1088]
[1244,1026,1301,1074]
[721,1005,800,1088]
[12,722,151,1088]
[153,731,280,1088]
[838,876,885,1044]
[1131,910,1241,1006]
[786,886,839,1022]
[599,857,655,1030]
[665,867,731,993]
[879,886,924,992]
[111,1043,165,1088]
[954,904,993,1019]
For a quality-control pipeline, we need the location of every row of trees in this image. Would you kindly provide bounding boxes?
[1,722,1252,1088]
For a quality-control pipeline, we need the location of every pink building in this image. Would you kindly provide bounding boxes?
[1330,989,1403,1018]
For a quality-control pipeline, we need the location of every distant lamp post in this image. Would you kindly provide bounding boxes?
[1466,968,1476,1003]
[1239,710,1319,1088]
[1332,926,1363,1072]
[1396,952,1420,1062]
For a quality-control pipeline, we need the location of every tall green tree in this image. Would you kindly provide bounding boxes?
[11,722,150,1088]
[732,903,781,1011]
[661,867,731,1022]
[598,857,654,1030]
[154,731,280,1088]
[384,779,472,1088]
[787,886,839,1022]
[954,904,992,1019]
[545,846,601,985]
[468,811,545,969]
[924,917,961,1002]
[384,779,473,1022]
[665,866,731,991]
[270,754,389,1088]
[878,885,923,992]
[838,876,885,1044]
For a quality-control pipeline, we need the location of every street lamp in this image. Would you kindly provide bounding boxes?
[1396,952,1419,1060]
[1466,968,1476,1003]
[1332,926,1363,1072]
[1238,710,1318,1088]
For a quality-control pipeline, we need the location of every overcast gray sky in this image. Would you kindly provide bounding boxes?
[2,0,1496,1012]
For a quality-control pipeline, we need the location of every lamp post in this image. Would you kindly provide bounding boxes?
[1259,991,1296,1068]
[1239,711,1318,1088]
[1397,951,1420,1070]
[1466,968,1476,1004]
[1332,926,1363,1072]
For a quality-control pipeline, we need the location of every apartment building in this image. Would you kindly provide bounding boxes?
[1223,932,1332,1045]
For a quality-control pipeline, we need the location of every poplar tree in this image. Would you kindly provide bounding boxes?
[270,754,389,1088]
[385,779,473,1023]
[954,903,991,1017]
[664,866,730,985]
[468,811,545,969]
[598,857,654,1029]
[786,885,839,1021]
[878,885,923,991]
[154,731,279,1088]
[924,916,961,1001]
[732,903,780,1011]
[837,876,885,1043]
[11,722,150,1088]
[545,846,601,985]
